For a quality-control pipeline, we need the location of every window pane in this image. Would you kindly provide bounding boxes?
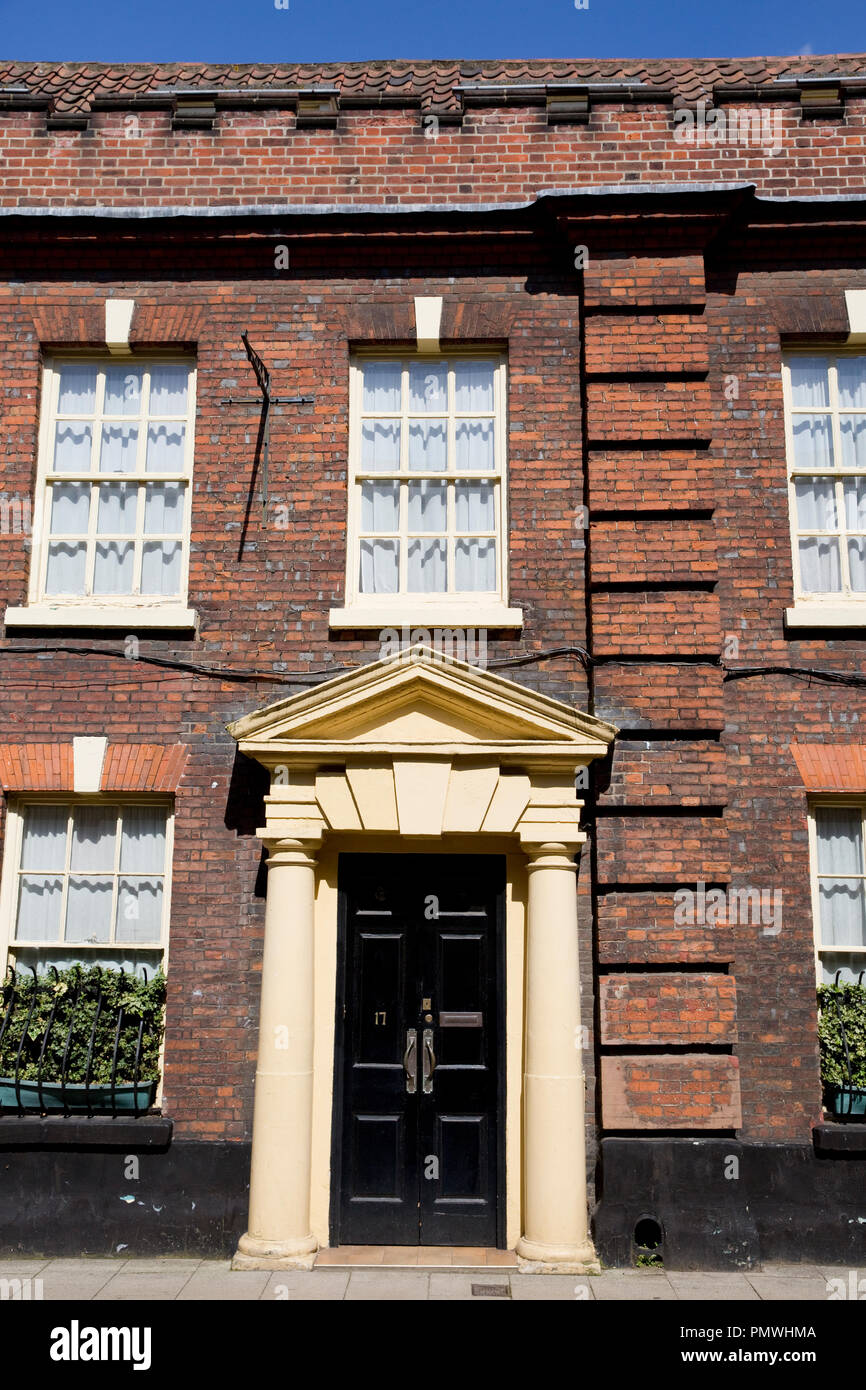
[408,539,447,592]
[792,415,834,470]
[798,537,841,592]
[837,357,866,409]
[455,539,496,591]
[100,423,139,474]
[70,807,117,871]
[21,806,68,870]
[789,357,830,408]
[819,953,866,985]
[45,542,86,595]
[819,880,866,949]
[57,365,97,415]
[455,480,495,532]
[16,877,63,942]
[94,541,134,595]
[149,364,188,415]
[116,878,163,943]
[53,422,92,473]
[146,423,185,473]
[97,481,137,535]
[120,808,167,873]
[362,362,401,412]
[144,482,183,535]
[141,541,181,595]
[840,415,866,470]
[408,481,446,532]
[65,878,113,943]
[456,420,495,472]
[408,421,447,472]
[361,481,399,533]
[849,539,866,593]
[50,482,90,535]
[409,363,447,412]
[361,421,400,472]
[104,366,142,416]
[455,361,495,413]
[844,479,866,530]
[359,539,399,594]
[817,809,863,874]
[795,479,837,531]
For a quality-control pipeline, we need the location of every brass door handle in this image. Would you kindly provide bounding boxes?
[403,1028,417,1094]
[422,1028,436,1094]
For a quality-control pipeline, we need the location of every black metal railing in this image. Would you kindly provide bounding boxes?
[0,964,157,1118]
[824,969,866,1123]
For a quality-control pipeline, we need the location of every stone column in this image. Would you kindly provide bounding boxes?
[234,836,320,1270]
[516,840,597,1273]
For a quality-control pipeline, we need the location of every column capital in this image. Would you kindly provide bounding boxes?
[259,833,323,867]
[523,840,583,870]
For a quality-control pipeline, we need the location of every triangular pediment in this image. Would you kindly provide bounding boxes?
[229,645,617,755]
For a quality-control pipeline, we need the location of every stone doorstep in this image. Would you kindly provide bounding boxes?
[315,1245,520,1271]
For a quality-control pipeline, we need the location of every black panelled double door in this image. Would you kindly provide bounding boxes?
[333,854,504,1247]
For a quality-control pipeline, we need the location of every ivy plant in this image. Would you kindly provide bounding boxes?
[817,982,866,1089]
[0,964,165,1086]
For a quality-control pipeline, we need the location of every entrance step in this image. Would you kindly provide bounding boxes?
[316,1245,518,1270]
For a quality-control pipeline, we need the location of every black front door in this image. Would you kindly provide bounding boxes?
[332,854,505,1247]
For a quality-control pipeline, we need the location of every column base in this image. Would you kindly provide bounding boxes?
[231,1231,318,1271]
[515,1235,601,1275]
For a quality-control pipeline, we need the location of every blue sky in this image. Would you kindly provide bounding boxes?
[0,0,863,65]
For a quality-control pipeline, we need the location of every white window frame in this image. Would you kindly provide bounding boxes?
[807,799,866,985]
[0,795,174,977]
[329,350,523,629]
[783,349,866,628]
[4,353,198,630]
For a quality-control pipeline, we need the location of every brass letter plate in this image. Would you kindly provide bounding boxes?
[438,1011,483,1028]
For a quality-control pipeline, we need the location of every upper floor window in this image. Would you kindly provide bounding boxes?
[810,804,866,984]
[1,800,172,979]
[344,354,508,610]
[30,358,195,611]
[783,354,866,599]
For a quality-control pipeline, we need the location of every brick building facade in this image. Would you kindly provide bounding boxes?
[0,55,865,1269]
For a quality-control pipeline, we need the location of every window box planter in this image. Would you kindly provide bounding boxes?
[0,1078,157,1114]
[824,1083,866,1120]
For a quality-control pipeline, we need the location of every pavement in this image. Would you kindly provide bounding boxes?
[0,1257,860,1301]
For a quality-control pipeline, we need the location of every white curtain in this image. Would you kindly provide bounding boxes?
[409,364,446,412]
[456,420,494,472]
[100,423,138,474]
[146,423,185,473]
[796,479,840,592]
[362,421,400,472]
[408,481,446,532]
[817,809,866,948]
[360,539,398,594]
[104,366,141,416]
[57,364,96,414]
[141,541,181,596]
[455,361,494,412]
[363,362,400,413]
[16,878,63,942]
[455,539,495,591]
[408,540,446,592]
[790,358,830,408]
[144,482,183,534]
[149,364,188,415]
[94,541,134,595]
[837,357,866,408]
[455,481,494,532]
[840,415,866,470]
[53,422,92,472]
[45,541,86,595]
[792,415,834,469]
[51,482,89,534]
[116,879,163,944]
[408,422,446,471]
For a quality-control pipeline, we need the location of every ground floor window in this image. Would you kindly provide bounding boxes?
[810,803,866,983]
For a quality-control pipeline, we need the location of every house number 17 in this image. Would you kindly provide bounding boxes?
[374,1011,387,1026]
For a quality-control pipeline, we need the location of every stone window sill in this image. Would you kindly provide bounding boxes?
[786,601,866,629]
[0,1113,173,1147]
[4,605,198,631]
[329,603,524,630]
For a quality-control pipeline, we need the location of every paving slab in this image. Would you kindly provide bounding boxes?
[344,1270,431,1300]
[745,1275,834,1301]
[428,1273,484,1301]
[178,1268,272,1301]
[592,1272,677,1301]
[262,1271,350,1300]
[510,1275,591,1301]
[667,1272,760,1301]
[93,1270,197,1301]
